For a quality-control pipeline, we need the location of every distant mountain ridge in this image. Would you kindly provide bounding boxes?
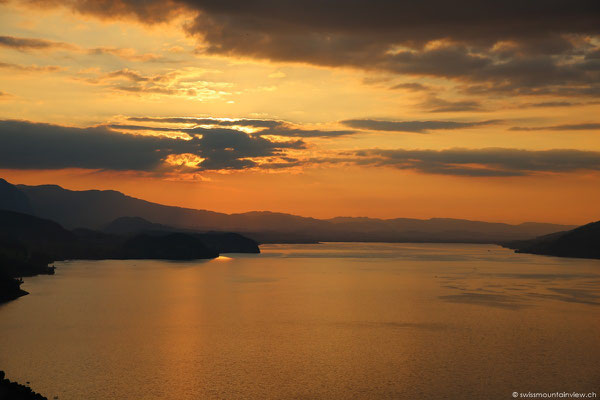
[2,178,577,243]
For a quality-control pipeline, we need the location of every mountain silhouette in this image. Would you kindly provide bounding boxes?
[102,216,173,235]
[0,178,33,215]
[506,221,600,259]
[13,180,574,243]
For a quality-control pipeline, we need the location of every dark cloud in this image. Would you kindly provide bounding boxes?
[346,148,600,177]
[0,120,304,172]
[26,1,600,43]
[342,119,499,133]
[196,129,304,170]
[21,1,600,95]
[457,54,600,96]
[509,123,600,131]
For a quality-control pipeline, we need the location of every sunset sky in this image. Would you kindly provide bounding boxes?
[1,0,599,224]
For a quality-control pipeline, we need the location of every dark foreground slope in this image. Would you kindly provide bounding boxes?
[15,180,573,243]
[0,371,47,400]
[505,221,600,259]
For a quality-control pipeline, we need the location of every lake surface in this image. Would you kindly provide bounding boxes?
[1,243,599,399]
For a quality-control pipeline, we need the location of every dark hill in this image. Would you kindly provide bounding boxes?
[119,233,219,260]
[102,217,260,253]
[102,216,173,235]
[194,232,260,254]
[0,209,77,259]
[506,221,600,259]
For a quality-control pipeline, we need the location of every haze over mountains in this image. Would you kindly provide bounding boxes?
[2,178,574,244]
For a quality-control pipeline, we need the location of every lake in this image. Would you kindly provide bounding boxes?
[1,243,598,399]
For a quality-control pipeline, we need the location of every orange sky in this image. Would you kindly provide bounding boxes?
[1,1,599,224]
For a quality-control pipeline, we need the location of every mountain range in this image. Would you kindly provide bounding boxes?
[2,178,575,244]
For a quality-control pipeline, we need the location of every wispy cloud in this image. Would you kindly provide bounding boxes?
[0,61,64,73]
[345,148,600,177]
[115,117,356,138]
[341,119,500,133]
[0,35,175,63]
[418,96,484,112]
[127,116,283,128]
[76,68,231,99]
[0,35,76,51]
[510,123,600,131]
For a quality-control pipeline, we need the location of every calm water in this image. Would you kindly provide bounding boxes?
[1,243,599,399]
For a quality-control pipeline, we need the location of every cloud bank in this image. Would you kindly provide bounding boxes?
[0,119,304,171]
[21,0,600,96]
[2,119,599,178]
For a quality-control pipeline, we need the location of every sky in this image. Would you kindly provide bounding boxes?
[0,0,599,224]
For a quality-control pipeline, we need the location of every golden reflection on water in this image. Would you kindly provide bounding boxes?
[0,243,598,399]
